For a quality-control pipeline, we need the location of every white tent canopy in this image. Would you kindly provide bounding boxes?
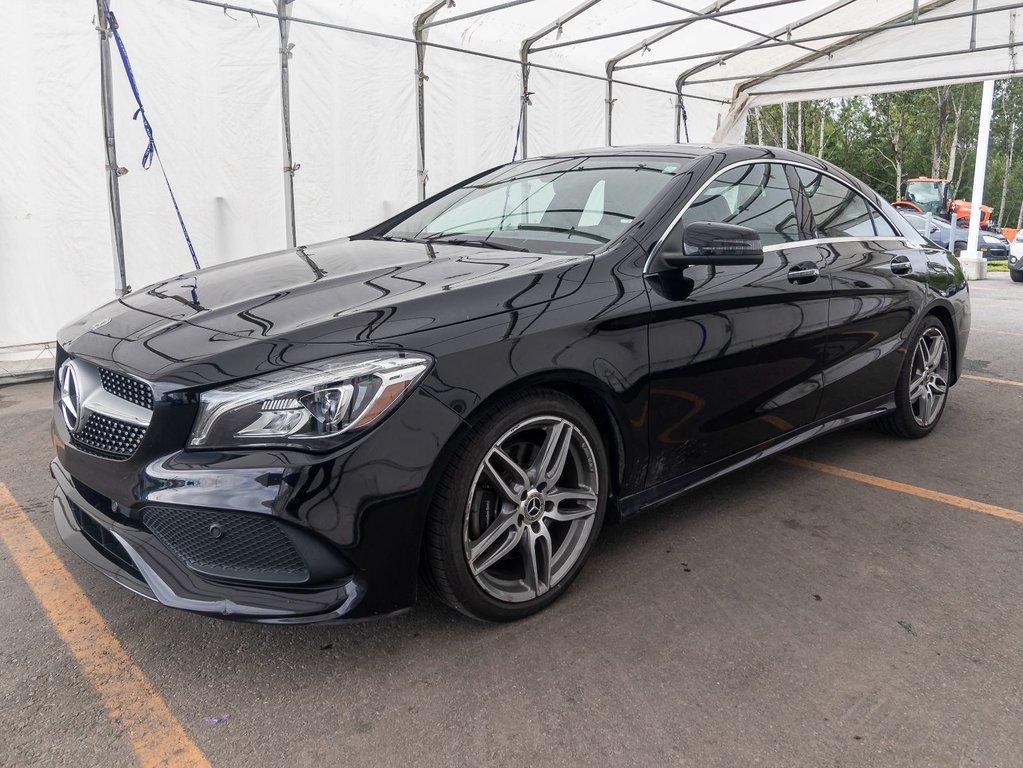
[1,0,1020,358]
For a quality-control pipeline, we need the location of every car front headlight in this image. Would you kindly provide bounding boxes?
[188,352,432,450]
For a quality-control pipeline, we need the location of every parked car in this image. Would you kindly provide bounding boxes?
[52,145,970,623]
[901,212,1009,258]
[1011,230,1023,260]
[981,230,1011,259]
[901,212,958,250]
[1010,232,1023,282]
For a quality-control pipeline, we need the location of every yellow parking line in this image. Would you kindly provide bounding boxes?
[961,373,1023,388]
[780,456,1023,525]
[971,327,1023,338]
[0,483,210,768]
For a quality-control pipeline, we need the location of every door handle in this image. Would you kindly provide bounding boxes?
[787,264,820,284]
[890,256,913,275]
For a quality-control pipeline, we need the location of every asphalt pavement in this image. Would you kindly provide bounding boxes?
[2,272,1022,768]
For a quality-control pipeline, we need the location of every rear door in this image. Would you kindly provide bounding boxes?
[793,168,931,418]
[644,161,830,486]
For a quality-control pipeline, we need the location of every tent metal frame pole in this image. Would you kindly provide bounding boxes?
[748,68,1023,97]
[532,0,810,53]
[734,0,957,97]
[414,1,448,201]
[422,0,536,29]
[603,0,739,148]
[651,0,818,54]
[685,40,1023,86]
[519,0,604,159]
[620,0,1006,70]
[674,0,857,86]
[184,1,726,103]
[278,0,297,248]
[96,0,128,296]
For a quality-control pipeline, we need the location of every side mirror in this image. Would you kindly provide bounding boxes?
[659,221,764,268]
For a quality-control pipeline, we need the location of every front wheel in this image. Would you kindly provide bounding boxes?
[877,316,952,439]
[1010,269,1023,283]
[423,390,608,621]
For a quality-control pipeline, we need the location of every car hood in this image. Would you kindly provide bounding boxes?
[59,238,591,384]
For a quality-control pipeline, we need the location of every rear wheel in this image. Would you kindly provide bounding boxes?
[423,390,608,621]
[877,316,951,439]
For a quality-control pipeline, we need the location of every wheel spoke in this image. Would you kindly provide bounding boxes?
[532,421,574,486]
[929,373,948,394]
[545,488,598,522]
[483,448,530,504]
[927,335,945,368]
[918,389,933,424]
[909,373,927,403]
[520,522,553,597]
[467,512,522,576]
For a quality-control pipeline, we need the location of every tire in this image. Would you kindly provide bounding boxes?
[422,389,608,621]
[876,316,952,439]
[1010,269,1023,282]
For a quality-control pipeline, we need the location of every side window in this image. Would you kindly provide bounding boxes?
[682,163,800,246]
[796,169,876,238]
[870,209,901,237]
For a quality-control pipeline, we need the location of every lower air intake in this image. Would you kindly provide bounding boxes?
[142,507,309,585]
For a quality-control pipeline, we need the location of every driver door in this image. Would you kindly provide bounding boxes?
[644,161,830,486]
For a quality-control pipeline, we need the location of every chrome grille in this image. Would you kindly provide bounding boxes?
[99,367,154,410]
[72,413,146,458]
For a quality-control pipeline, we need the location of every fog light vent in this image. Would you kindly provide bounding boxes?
[142,506,309,584]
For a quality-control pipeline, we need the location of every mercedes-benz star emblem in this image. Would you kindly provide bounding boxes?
[59,362,81,433]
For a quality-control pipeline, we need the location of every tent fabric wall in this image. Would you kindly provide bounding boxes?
[2,0,1020,353]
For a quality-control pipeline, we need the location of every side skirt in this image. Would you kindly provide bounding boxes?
[617,394,895,520]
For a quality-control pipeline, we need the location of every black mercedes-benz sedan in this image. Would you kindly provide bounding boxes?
[52,145,970,623]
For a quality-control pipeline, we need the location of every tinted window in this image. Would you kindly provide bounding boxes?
[797,169,876,238]
[870,210,901,237]
[682,163,800,246]
[386,156,685,253]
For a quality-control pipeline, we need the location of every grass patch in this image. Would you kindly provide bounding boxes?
[987,260,1009,272]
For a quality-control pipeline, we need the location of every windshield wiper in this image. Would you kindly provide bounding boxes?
[421,233,528,252]
[367,234,422,243]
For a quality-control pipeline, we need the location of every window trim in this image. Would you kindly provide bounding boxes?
[793,165,899,240]
[646,158,917,274]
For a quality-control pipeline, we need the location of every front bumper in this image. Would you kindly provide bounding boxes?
[51,459,367,624]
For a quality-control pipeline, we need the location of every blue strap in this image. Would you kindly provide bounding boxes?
[102,0,201,271]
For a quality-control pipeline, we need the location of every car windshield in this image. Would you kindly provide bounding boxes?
[906,181,943,205]
[381,156,688,254]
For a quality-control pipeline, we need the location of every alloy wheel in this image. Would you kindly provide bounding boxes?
[909,327,949,427]
[462,415,600,603]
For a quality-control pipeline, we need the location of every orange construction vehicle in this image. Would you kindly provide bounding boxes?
[892,178,992,227]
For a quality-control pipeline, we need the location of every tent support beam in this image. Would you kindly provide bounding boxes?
[278,0,297,248]
[414,1,448,200]
[674,0,857,86]
[422,0,535,29]
[519,0,603,159]
[684,40,1023,86]
[186,1,723,103]
[604,0,738,148]
[533,0,809,53]
[747,68,1023,97]
[960,79,995,280]
[734,0,957,96]
[619,0,1011,70]
[96,0,128,296]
